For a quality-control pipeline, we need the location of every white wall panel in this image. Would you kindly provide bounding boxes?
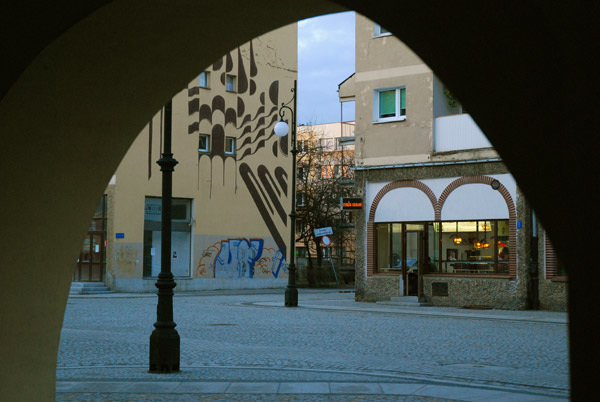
[434,114,492,152]
[441,183,508,220]
[374,188,435,222]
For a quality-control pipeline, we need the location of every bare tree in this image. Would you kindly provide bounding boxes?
[294,125,355,285]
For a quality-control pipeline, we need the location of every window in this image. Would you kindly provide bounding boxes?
[320,138,335,151]
[199,72,210,88]
[373,23,392,37]
[297,165,308,181]
[295,218,306,234]
[198,134,210,153]
[297,139,315,153]
[298,140,308,153]
[143,197,192,278]
[226,74,236,92]
[296,247,307,258]
[375,220,509,276]
[225,137,236,154]
[296,192,306,207]
[374,87,406,122]
[321,165,334,179]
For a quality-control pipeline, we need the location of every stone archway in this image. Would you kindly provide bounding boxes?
[0,1,597,399]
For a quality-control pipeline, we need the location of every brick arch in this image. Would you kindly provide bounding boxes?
[366,180,437,276]
[438,175,517,279]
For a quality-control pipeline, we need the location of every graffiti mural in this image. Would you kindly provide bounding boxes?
[196,238,288,279]
[186,38,291,260]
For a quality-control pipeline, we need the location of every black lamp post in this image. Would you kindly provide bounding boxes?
[149,100,180,372]
[274,80,298,307]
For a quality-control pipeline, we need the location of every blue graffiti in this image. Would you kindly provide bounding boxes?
[270,249,287,278]
[214,238,263,278]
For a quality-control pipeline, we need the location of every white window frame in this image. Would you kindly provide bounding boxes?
[373,23,392,38]
[373,86,406,123]
[225,136,236,155]
[226,74,236,92]
[198,134,210,153]
[199,71,210,88]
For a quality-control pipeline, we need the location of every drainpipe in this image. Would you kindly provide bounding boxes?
[528,210,540,310]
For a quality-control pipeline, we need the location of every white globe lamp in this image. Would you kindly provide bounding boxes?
[274,120,290,137]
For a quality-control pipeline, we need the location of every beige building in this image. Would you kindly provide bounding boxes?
[340,15,566,310]
[73,24,298,292]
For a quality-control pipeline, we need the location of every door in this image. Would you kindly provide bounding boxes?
[404,224,428,298]
[405,228,421,296]
[74,196,107,282]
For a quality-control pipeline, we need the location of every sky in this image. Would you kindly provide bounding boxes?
[297,11,356,125]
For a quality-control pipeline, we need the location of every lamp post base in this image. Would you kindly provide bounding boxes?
[285,286,298,307]
[149,328,180,373]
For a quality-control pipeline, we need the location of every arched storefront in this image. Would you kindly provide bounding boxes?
[364,174,520,306]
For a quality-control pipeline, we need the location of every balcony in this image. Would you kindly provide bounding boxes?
[434,114,492,153]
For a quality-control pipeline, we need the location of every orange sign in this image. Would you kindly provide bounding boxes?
[341,198,363,210]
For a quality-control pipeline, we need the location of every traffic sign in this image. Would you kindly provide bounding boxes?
[314,226,333,236]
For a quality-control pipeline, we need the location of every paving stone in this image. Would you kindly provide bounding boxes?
[379,382,426,395]
[57,289,569,401]
[226,382,280,394]
[173,382,230,393]
[329,382,383,394]
[278,382,330,393]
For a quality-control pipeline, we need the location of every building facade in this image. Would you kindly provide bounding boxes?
[293,122,356,284]
[340,15,567,310]
[74,24,297,292]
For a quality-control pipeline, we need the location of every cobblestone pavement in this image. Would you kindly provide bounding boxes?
[57,289,569,401]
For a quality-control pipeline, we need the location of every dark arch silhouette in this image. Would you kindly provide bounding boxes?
[0,1,597,399]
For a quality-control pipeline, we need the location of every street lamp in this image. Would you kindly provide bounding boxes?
[149,100,180,372]
[274,80,298,307]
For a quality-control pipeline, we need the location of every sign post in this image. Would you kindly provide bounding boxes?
[320,235,338,285]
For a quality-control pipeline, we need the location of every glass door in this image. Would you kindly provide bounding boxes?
[405,224,428,298]
[405,226,421,296]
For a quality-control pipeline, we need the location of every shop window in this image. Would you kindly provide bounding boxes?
[440,220,509,275]
[376,219,509,276]
[143,197,192,278]
[376,223,403,273]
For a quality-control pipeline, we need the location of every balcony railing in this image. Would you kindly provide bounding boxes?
[434,114,492,153]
